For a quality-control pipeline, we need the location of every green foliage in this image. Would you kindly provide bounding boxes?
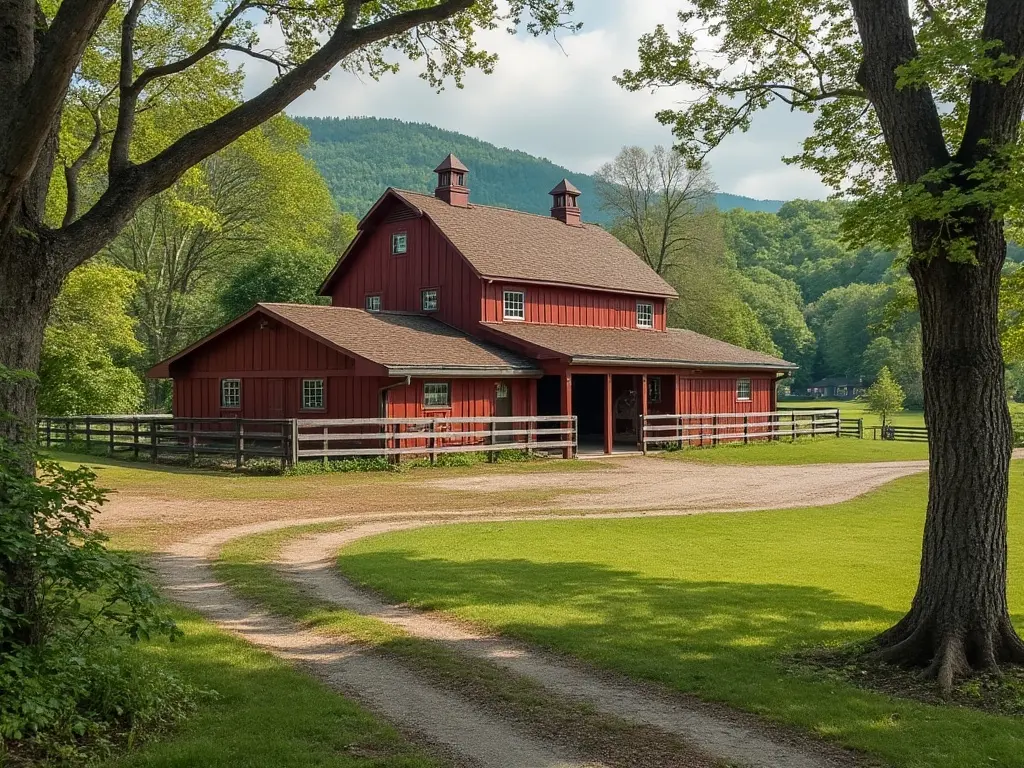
[217,245,340,320]
[287,457,396,475]
[0,444,188,760]
[865,367,907,427]
[39,264,144,416]
[296,117,785,221]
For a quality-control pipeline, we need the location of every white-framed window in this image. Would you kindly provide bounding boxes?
[423,381,450,409]
[648,376,662,404]
[302,379,325,410]
[737,378,752,401]
[365,294,381,312]
[503,290,525,320]
[221,378,241,409]
[636,302,654,329]
[392,232,408,255]
[421,289,439,312]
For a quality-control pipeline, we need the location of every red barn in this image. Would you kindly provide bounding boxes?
[148,155,795,454]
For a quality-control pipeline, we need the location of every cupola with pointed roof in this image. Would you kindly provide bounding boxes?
[550,178,582,226]
[434,153,470,207]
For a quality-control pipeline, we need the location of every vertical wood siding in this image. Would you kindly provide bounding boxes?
[481,282,667,330]
[676,374,774,414]
[329,207,483,334]
[386,378,532,420]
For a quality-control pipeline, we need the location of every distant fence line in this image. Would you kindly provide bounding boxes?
[870,424,929,442]
[37,414,579,468]
[641,409,843,452]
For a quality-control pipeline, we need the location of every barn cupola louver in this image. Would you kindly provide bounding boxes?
[549,178,582,227]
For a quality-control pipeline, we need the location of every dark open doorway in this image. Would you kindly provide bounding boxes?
[536,375,561,416]
[572,374,605,444]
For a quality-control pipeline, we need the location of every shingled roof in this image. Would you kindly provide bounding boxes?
[149,304,541,378]
[383,189,677,298]
[481,322,795,370]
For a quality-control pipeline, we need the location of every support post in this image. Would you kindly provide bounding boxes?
[562,372,573,459]
[604,373,613,455]
[323,425,329,466]
[712,415,718,446]
[488,419,496,463]
[132,417,140,461]
[188,421,196,464]
[791,412,797,441]
[744,415,749,444]
[236,420,244,469]
[858,418,864,439]
[430,419,437,465]
[835,409,841,438]
[640,373,648,453]
[289,419,298,469]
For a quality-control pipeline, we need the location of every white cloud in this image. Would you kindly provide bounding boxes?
[240,1,830,201]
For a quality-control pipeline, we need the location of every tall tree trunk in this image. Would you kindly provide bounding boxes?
[873,214,1024,690]
[0,224,66,648]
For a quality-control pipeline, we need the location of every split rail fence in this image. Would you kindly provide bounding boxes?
[37,414,578,468]
[641,409,843,453]
[870,424,928,442]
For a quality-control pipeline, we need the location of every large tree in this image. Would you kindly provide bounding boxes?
[619,0,1024,688]
[0,0,574,648]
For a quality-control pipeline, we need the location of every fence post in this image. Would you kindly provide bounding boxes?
[322,425,329,467]
[394,423,402,466]
[107,419,115,456]
[237,421,245,468]
[712,415,718,446]
[132,417,140,461]
[85,416,92,452]
[488,419,497,463]
[641,416,648,455]
[744,415,749,445]
[429,419,437,466]
[45,418,52,448]
[811,412,817,437]
[289,420,298,469]
[234,420,243,469]
[150,420,158,462]
[858,418,864,439]
[65,419,71,446]
[834,409,841,438]
[791,412,797,441]
[677,415,683,449]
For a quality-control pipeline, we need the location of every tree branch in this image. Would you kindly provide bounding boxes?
[108,0,147,176]
[0,0,117,233]
[63,105,105,227]
[58,0,475,267]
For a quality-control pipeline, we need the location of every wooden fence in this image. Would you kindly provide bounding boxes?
[293,415,577,463]
[38,414,578,467]
[870,424,928,442]
[641,409,842,452]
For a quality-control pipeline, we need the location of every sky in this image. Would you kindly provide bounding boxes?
[240,1,831,202]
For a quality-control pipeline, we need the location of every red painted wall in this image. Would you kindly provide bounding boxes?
[676,373,775,414]
[481,282,667,330]
[329,210,483,334]
[386,378,533,419]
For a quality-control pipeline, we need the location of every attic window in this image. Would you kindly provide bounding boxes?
[392,232,408,255]
[503,290,525,320]
[439,171,451,187]
[636,302,654,329]
[365,294,381,312]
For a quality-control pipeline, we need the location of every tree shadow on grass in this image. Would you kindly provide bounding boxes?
[338,551,1024,768]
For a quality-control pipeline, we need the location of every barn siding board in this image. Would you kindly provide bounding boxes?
[330,209,482,334]
[481,282,667,330]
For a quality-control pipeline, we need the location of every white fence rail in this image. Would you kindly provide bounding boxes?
[642,409,841,452]
[294,415,577,463]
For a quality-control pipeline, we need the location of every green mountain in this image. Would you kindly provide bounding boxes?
[294,116,786,223]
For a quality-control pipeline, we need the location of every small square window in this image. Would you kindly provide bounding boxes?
[737,378,752,401]
[365,294,381,312]
[421,289,439,312]
[636,302,654,329]
[648,376,662,404]
[302,379,325,410]
[423,382,450,409]
[221,379,240,409]
[392,232,408,255]
[503,290,525,320]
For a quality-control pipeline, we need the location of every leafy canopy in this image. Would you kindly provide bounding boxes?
[865,365,907,426]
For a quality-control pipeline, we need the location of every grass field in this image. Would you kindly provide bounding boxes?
[663,435,929,465]
[337,473,1024,768]
[783,398,926,429]
[99,609,440,768]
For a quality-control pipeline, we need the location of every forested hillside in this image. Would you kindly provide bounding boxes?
[295,116,785,222]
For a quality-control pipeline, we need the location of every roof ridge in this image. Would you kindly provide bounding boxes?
[393,188,604,228]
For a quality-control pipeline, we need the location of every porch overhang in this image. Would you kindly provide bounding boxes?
[386,365,543,378]
[568,356,798,371]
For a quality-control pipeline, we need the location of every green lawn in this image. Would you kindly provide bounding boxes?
[337,473,1024,768]
[662,435,929,465]
[99,608,440,768]
[783,398,925,429]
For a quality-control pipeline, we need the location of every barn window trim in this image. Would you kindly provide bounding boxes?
[648,376,662,404]
[503,290,525,321]
[301,379,325,411]
[423,381,451,410]
[221,378,241,409]
[365,294,381,312]
[392,232,408,255]
[736,378,752,401]
[636,302,654,329]
[421,288,439,312]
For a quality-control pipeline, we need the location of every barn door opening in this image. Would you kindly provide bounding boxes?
[495,381,513,443]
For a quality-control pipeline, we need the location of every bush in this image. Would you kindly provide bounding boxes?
[0,442,195,762]
[241,457,285,475]
[286,456,396,475]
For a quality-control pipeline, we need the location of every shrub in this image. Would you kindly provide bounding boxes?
[287,456,396,475]
[0,442,195,762]
[241,457,285,475]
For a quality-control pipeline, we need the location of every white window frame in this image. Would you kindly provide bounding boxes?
[221,378,241,409]
[301,379,325,410]
[737,378,752,402]
[503,290,525,321]
[648,376,662,404]
[421,288,439,313]
[423,381,450,409]
[636,301,654,329]
[392,232,408,255]
[365,294,381,312]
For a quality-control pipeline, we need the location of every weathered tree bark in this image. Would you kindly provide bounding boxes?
[872,216,1024,689]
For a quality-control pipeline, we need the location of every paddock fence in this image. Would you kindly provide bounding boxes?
[641,409,842,453]
[870,424,929,442]
[38,414,578,468]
